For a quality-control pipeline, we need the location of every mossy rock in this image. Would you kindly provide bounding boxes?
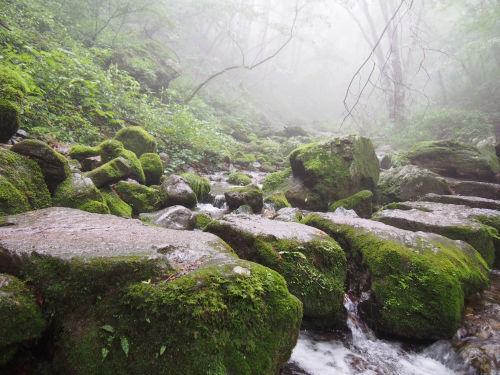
[194,212,213,230]
[69,145,100,162]
[225,185,263,213]
[0,148,51,214]
[180,173,211,203]
[85,157,132,188]
[0,66,30,104]
[102,189,132,218]
[376,165,450,205]
[205,214,346,329]
[99,140,145,184]
[262,168,292,193]
[0,274,46,367]
[115,181,160,215]
[233,152,256,168]
[140,153,163,186]
[160,175,197,209]
[11,139,71,193]
[114,126,157,157]
[0,99,19,143]
[288,135,379,210]
[228,172,252,186]
[264,193,291,210]
[0,208,301,374]
[328,190,373,218]
[302,213,489,339]
[373,201,500,267]
[0,175,30,216]
[405,140,500,183]
[53,173,110,215]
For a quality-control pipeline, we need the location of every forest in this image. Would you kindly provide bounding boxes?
[0,0,499,374]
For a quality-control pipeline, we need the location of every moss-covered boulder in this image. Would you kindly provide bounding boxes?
[53,173,110,214]
[228,172,252,186]
[373,201,500,267]
[115,180,160,215]
[445,178,500,201]
[102,189,133,218]
[0,274,46,366]
[205,214,346,328]
[288,135,379,211]
[405,140,500,183]
[329,190,373,218]
[180,173,211,203]
[69,144,101,162]
[302,213,489,340]
[194,212,213,230]
[225,184,263,213]
[0,148,51,215]
[114,126,157,157]
[100,140,145,184]
[262,168,292,193]
[11,140,71,193]
[0,207,302,374]
[160,175,197,209]
[85,157,132,188]
[376,165,450,205]
[140,153,163,186]
[0,99,19,143]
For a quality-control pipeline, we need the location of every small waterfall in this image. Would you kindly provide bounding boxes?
[283,293,470,375]
[213,194,227,210]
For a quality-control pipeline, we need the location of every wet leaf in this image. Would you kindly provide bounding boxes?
[121,336,129,357]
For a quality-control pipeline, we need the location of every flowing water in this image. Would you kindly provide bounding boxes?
[282,276,500,375]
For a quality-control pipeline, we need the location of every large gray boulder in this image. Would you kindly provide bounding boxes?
[0,208,302,374]
[405,140,500,183]
[302,212,489,340]
[205,214,347,329]
[140,205,195,230]
[288,135,379,211]
[422,193,500,211]
[446,178,500,200]
[377,165,450,205]
[160,175,197,209]
[373,201,500,266]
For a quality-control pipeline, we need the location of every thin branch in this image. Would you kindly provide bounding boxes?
[184,0,302,104]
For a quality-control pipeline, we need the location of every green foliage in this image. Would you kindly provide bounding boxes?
[262,168,292,193]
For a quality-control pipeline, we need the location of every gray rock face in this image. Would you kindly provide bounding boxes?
[377,165,450,205]
[160,174,197,209]
[373,201,500,266]
[0,207,233,274]
[422,193,500,211]
[446,178,500,200]
[11,139,70,193]
[140,205,195,230]
[274,207,302,222]
[224,184,263,213]
[80,155,102,172]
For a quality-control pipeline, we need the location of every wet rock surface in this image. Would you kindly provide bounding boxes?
[422,193,500,211]
[140,205,195,230]
[446,178,500,200]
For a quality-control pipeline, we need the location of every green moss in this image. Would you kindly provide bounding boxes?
[0,175,30,216]
[264,193,291,210]
[228,172,252,186]
[115,181,159,215]
[233,152,256,167]
[180,173,211,203]
[102,190,133,218]
[77,200,111,214]
[85,157,132,188]
[328,190,373,218]
[194,213,213,230]
[0,274,46,364]
[0,148,51,211]
[58,260,302,375]
[226,185,263,213]
[140,153,163,186]
[442,225,496,267]
[99,140,126,163]
[114,126,157,157]
[69,145,101,162]
[0,66,30,103]
[302,214,489,339]
[0,99,20,143]
[262,168,292,193]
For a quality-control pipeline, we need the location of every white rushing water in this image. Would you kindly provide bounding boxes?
[284,295,474,375]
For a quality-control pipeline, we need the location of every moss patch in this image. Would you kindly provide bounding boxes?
[264,193,291,210]
[85,157,132,188]
[328,190,373,218]
[225,185,263,213]
[0,176,30,216]
[114,126,157,157]
[140,153,163,186]
[0,99,20,143]
[194,213,213,230]
[302,214,489,339]
[228,172,252,186]
[57,260,302,375]
[115,181,160,215]
[102,190,133,218]
[69,145,101,161]
[180,173,211,203]
[262,168,292,193]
